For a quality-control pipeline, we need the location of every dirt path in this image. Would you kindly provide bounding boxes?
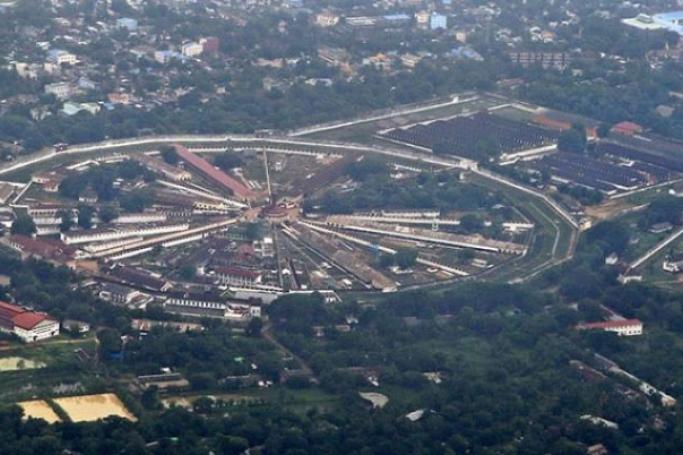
[261,323,317,382]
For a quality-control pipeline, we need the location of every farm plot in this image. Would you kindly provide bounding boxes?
[17,400,61,423]
[53,393,136,422]
[380,112,558,160]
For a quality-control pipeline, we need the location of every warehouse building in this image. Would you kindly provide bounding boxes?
[0,301,59,342]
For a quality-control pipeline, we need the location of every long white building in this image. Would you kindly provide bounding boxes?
[61,223,189,245]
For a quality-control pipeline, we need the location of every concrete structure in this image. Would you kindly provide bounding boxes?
[430,13,447,30]
[181,42,204,58]
[44,82,72,100]
[164,297,261,321]
[315,11,340,27]
[47,49,77,65]
[663,254,683,273]
[415,11,430,27]
[0,301,59,342]
[623,11,683,35]
[648,222,673,234]
[214,266,262,286]
[318,219,526,254]
[99,283,141,305]
[116,17,138,31]
[61,223,189,245]
[576,319,643,336]
[154,50,182,64]
[62,319,90,334]
[112,213,167,224]
[134,154,192,181]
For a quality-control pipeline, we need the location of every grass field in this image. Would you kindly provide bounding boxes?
[0,337,99,401]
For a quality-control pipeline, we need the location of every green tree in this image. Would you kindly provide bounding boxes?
[216,435,249,455]
[140,385,161,410]
[58,210,74,233]
[179,264,196,281]
[460,214,483,233]
[214,153,243,171]
[378,253,395,268]
[120,190,154,213]
[395,248,418,269]
[246,317,263,337]
[558,124,587,153]
[99,205,119,223]
[160,146,178,165]
[77,205,94,229]
[11,214,36,236]
[245,222,262,241]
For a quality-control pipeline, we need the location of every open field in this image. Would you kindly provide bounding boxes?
[53,393,136,422]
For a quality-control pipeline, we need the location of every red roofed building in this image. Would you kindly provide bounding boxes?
[0,301,59,342]
[611,121,643,136]
[576,319,643,336]
[174,145,254,201]
[214,266,262,286]
[200,37,220,54]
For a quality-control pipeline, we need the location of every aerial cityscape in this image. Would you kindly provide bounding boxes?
[1,0,683,453]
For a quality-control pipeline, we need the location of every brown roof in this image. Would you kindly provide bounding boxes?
[611,121,643,135]
[214,266,261,280]
[174,145,253,199]
[0,301,25,318]
[9,235,76,262]
[0,301,55,330]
